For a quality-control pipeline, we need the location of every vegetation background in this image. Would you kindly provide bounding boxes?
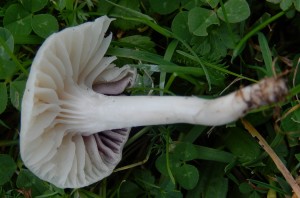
[0,0,300,197]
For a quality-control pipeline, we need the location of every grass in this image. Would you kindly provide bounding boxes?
[1,0,300,197]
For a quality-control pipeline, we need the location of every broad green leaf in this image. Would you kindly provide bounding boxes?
[267,0,281,3]
[186,162,228,198]
[216,23,239,49]
[204,164,228,198]
[280,0,293,10]
[173,142,198,161]
[171,12,192,42]
[217,0,250,23]
[97,0,116,15]
[206,0,220,8]
[188,7,219,36]
[294,0,300,11]
[156,143,235,179]
[17,169,48,196]
[257,32,273,77]
[152,179,182,198]
[14,34,43,44]
[173,164,199,190]
[20,0,48,12]
[65,0,74,10]
[223,128,261,164]
[0,83,8,114]
[149,0,180,15]
[100,0,141,30]
[180,0,191,5]
[204,177,228,198]
[281,106,300,131]
[281,106,300,147]
[3,4,32,36]
[239,182,254,194]
[190,36,211,56]
[0,59,17,80]
[52,0,66,11]
[181,0,203,9]
[118,35,156,52]
[155,153,179,176]
[119,181,144,197]
[76,189,103,198]
[134,169,155,184]
[32,14,58,38]
[10,80,26,111]
[249,191,261,198]
[0,154,17,185]
[243,111,273,126]
[0,27,14,60]
[296,153,300,162]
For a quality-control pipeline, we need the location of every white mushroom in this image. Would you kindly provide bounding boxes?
[20,16,288,189]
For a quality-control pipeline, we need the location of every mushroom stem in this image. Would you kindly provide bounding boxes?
[86,77,287,133]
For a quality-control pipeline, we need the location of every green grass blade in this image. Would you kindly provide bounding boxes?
[166,130,176,184]
[181,125,207,143]
[232,11,285,61]
[129,64,205,76]
[257,32,273,77]
[107,47,176,66]
[161,40,178,95]
[193,145,235,163]
[0,37,28,76]
[104,0,212,89]
[248,179,288,195]
[288,83,300,99]
[177,50,257,82]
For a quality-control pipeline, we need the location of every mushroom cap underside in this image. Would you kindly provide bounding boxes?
[20,16,136,188]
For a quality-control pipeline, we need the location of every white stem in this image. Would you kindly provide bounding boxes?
[80,77,287,134]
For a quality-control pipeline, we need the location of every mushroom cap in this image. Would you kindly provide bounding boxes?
[20,16,136,188]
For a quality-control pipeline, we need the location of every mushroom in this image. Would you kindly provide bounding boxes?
[20,15,288,188]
